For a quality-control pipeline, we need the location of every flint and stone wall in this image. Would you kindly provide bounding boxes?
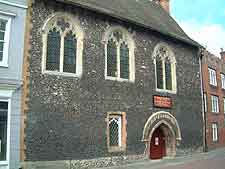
[24,0,203,163]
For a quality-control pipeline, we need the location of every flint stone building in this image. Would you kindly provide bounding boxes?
[21,0,203,168]
[0,0,27,169]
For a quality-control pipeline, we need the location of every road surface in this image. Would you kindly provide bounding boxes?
[98,148,225,169]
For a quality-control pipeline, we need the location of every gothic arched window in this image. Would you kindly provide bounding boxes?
[107,112,127,152]
[64,31,77,73]
[153,43,177,93]
[42,13,84,77]
[104,27,135,82]
[107,39,117,77]
[46,28,61,71]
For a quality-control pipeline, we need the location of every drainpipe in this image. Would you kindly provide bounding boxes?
[199,48,208,152]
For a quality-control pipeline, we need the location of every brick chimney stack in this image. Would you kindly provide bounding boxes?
[153,0,170,13]
[220,48,225,62]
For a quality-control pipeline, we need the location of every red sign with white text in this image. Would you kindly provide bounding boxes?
[153,96,172,109]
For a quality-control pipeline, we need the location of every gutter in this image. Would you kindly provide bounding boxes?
[199,48,208,152]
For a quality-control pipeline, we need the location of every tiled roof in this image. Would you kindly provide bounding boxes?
[57,0,200,47]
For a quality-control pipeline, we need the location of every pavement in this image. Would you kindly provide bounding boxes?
[97,148,225,169]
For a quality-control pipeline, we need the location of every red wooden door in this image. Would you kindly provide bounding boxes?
[150,128,166,159]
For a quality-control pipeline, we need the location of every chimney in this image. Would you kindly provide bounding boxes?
[153,0,170,13]
[220,48,225,62]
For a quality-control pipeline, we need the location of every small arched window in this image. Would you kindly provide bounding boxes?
[104,27,135,82]
[153,43,176,93]
[109,117,121,146]
[107,112,127,152]
[42,13,84,77]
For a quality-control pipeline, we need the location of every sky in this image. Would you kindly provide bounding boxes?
[171,0,225,57]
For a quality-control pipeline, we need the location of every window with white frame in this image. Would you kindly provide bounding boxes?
[153,43,177,92]
[0,101,8,161]
[212,123,218,142]
[42,13,84,76]
[221,73,225,89]
[223,98,225,114]
[211,95,219,113]
[208,68,217,86]
[107,112,126,152]
[0,15,11,67]
[104,27,135,82]
[204,93,207,112]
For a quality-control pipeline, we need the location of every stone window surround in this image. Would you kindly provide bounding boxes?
[106,112,127,153]
[208,67,217,87]
[152,42,177,94]
[102,26,135,83]
[212,122,218,142]
[41,12,84,77]
[0,14,12,68]
[211,95,219,113]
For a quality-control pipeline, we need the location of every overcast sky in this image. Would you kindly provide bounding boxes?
[171,0,225,57]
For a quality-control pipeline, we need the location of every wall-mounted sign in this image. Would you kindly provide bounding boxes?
[153,95,172,109]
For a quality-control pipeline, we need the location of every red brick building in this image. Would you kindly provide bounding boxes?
[202,50,225,150]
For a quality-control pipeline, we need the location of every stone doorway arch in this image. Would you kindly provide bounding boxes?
[142,111,181,159]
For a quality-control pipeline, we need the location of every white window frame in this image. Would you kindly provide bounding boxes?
[0,14,11,67]
[212,123,218,142]
[0,96,11,168]
[204,93,207,113]
[208,68,217,86]
[41,13,84,77]
[221,73,225,89]
[153,43,177,94]
[103,26,135,82]
[211,95,219,113]
[223,98,225,114]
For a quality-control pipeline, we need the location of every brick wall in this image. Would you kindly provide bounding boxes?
[202,51,225,150]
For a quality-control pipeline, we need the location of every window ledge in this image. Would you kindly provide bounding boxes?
[0,161,8,166]
[156,88,177,94]
[108,146,126,153]
[212,140,219,143]
[211,112,220,114]
[209,84,218,88]
[0,63,9,68]
[105,76,134,83]
[42,71,81,78]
